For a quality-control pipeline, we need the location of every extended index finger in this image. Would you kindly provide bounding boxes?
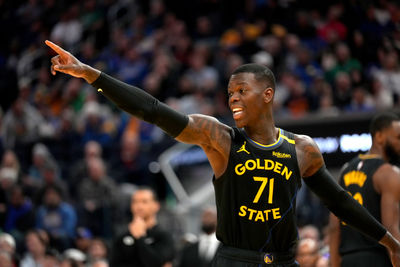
[45,40,68,55]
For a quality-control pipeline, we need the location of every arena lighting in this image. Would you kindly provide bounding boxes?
[314,133,371,154]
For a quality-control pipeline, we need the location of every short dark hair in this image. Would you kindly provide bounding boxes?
[134,186,159,202]
[370,112,400,137]
[232,63,276,90]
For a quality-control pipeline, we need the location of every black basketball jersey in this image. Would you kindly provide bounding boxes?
[213,127,302,253]
[338,154,386,254]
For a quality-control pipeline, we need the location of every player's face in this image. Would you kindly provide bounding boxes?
[383,121,400,163]
[227,73,270,128]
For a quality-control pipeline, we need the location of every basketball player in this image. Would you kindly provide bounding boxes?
[330,112,400,267]
[45,40,400,267]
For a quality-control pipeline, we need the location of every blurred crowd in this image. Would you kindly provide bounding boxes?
[1,0,400,266]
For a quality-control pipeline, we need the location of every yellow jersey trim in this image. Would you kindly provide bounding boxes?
[249,129,282,148]
[281,134,295,144]
[358,154,381,160]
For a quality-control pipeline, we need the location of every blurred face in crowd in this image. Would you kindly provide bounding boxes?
[26,231,47,257]
[85,141,102,160]
[296,238,319,267]
[201,208,217,234]
[44,187,62,209]
[10,186,24,207]
[88,158,105,181]
[2,150,18,169]
[88,238,107,261]
[0,252,13,267]
[131,189,159,220]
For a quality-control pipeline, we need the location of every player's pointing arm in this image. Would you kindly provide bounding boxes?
[45,40,231,176]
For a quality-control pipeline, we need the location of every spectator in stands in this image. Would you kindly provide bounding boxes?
[69,140,102,199]
[325,43,362,84]
[1,98,44,167]
[178,206,220,267]
[373,50,400,105]
[110,187,174,267]
[0,233,19,267]
[1,150,22,181]
[4,185,35,251]
[0,166,18,226]
[86,238,109,266]
[31,158,69,205]
[77,157,119,239]
[26,143,60,186]
[35,185,77,251]
[74,227,93,255]
[76,101,115,152]
[296,238,320,267]
[291,45,323,89]
[91,259,109,267]
[109,134,150,185]
[332,72,353,109]
[20,229,50,267]
[345,86,375,112]
[0,251,14,267]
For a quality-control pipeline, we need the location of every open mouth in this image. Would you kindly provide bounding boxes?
[232,107,244,119]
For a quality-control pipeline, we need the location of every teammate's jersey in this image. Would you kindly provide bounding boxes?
[338,154,386,254]
[213,127,301,253]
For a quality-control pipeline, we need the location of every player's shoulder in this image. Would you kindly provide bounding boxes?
[374,163,400,193]
[376,162,400,177]
[291,133,324,177]
[292,133,318,150]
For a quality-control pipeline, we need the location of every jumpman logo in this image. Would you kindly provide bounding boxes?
[237,141,250,154]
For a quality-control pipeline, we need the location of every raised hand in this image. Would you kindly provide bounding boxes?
[128,216,147,239]
[45,40,100,83]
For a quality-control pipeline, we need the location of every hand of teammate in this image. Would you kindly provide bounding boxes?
[45,40,100,83]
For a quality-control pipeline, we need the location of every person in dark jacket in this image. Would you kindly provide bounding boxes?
[110,187,174,267]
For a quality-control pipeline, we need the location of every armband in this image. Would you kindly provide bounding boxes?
[304,166,386,241]
[92,72,189,137]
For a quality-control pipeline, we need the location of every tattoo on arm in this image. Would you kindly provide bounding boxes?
[177,114,230,148]
[296,135,324,177]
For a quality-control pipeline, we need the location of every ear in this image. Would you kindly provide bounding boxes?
[263,87,274,104]
[154,201,160,213]
[375,131,385,145]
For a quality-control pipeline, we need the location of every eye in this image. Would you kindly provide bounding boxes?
[228,92,233,97]
[239,88,245,94]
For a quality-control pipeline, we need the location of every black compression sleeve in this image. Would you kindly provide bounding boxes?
[304,166,386,241]
[91,72,189,137]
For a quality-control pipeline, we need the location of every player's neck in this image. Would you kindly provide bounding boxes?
[244,123,278,145]
[368,146,384,160]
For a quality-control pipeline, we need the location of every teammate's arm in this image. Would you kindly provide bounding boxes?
[374,164,400,241]
[328,214,342,267]
[295,134,400,267]
[45,40,231,177]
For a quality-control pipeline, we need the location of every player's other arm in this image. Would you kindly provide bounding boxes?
[295,135,400,267]
[375,164,400,242]
[328,214,342,267]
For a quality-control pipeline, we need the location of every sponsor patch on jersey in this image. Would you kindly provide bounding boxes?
[272,151,291,158]
[264,253,274,264]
